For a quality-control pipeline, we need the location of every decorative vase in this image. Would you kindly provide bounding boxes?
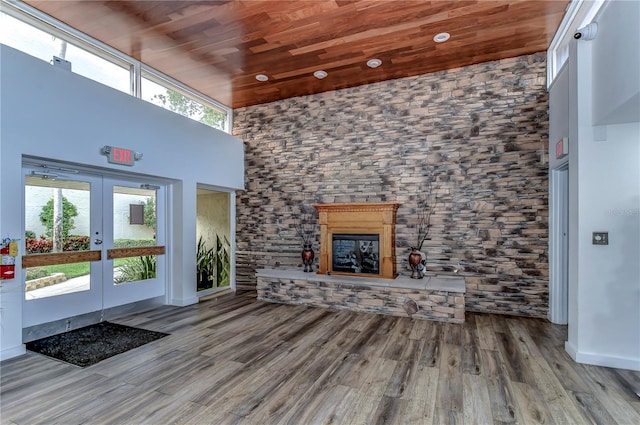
[408,248,426,279]
[302,244,315,273]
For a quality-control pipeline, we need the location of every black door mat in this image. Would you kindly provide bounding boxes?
[26,321,169,367]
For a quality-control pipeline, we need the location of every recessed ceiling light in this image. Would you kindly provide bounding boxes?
[255,74,269,81]
[433,32,451,43]
[313,70,328,79]
[366,58,382,68]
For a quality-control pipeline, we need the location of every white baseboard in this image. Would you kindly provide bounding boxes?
[0,344,26,361]
[566,341,640,371]
[171,296,198,307]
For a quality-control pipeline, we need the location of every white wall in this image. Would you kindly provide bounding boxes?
[0,45,245,360]
[591,0,640,125]
[553,0,640,371]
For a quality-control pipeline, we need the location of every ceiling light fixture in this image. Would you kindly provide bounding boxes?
[255,74,269,81]
[313,70,328,79]
[433,32,451,43]
[366,58,382,68]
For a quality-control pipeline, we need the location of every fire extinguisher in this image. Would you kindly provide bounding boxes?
[1,238,18,280]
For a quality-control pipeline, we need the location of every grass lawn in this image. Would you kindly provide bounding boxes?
[26,259,129,280]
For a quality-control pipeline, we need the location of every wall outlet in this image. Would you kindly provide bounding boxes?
[592,232,608,245]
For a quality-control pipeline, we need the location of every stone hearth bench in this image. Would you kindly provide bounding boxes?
[256,268,466,323]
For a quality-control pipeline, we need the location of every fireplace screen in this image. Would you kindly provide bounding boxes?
[332,234,380,274]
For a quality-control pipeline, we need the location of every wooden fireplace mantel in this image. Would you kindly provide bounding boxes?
[313,202,399,279]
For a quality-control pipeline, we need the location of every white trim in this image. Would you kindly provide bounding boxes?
[229,191,237,292]
[548,165,569,324]
[0,344,26,361]
[171,296,199,307]
[569,346,640,371]
[565,340,578,360]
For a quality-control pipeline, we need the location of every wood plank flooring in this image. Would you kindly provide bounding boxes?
[1,292,639,425]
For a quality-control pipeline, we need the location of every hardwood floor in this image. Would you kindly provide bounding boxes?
[2,292,639,424]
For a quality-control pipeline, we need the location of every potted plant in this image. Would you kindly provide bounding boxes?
[293,203,317,272]
[409,181,437,279]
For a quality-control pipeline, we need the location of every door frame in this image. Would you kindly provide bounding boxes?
[22,159,171,328]
[549,163,569,324]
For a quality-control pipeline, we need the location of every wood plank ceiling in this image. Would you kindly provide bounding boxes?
[23,0,570,109]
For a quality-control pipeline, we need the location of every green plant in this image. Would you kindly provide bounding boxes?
[143,197,156,231]
[25,235,52,253]
[152,89,225,129]
[39,196,78,239]
[25,267,50,280]
[115,255,156,284]
[25,230,36,239]
[196,236,215,290]
[63,235,90,251]
[113,238,156,248]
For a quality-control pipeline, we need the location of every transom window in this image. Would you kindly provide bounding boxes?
[0,1,231,133]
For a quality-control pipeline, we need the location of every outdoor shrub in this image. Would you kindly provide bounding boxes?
[115,255,156,284]
[25,267,49,280]
[25,235,90,253]
[39,196,78,239]
[25,230,36,239]
[26,236,52,254]
[64,235,90,251]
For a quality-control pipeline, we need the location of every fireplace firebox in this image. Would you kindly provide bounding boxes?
[314,203,399,279]
[332,234,380,274]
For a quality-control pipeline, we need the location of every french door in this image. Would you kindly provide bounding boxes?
[23,166,166,327]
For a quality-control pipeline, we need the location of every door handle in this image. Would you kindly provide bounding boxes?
[94,239,103,245]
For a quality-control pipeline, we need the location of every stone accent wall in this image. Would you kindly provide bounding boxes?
[233,53,549,318]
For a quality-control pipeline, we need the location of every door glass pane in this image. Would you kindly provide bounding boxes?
[196,189,231,292]
[24,176,91,299]
[113,185,157,284]
[114,255,157,285]
[25,262,91,300]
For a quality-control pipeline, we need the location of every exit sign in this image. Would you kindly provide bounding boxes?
[102,146,142,166]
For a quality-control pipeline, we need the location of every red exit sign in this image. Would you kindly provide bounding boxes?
[104,146,140,166]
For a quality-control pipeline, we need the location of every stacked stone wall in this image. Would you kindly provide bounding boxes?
[233,53,549,318]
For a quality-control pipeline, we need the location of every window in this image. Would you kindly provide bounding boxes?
[142,73,227,131]
[129,204,145,225]
[0,0,231,133]
[0,12,130,94]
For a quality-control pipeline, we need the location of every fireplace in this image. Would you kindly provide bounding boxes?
[314,203,399,279]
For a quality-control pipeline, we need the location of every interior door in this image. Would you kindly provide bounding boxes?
[23,169,103,327]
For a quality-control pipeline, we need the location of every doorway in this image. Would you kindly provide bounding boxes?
[22,164,166,328]
[196,187,231,296]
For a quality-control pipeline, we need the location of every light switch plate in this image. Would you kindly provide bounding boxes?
[592,232,608,245]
